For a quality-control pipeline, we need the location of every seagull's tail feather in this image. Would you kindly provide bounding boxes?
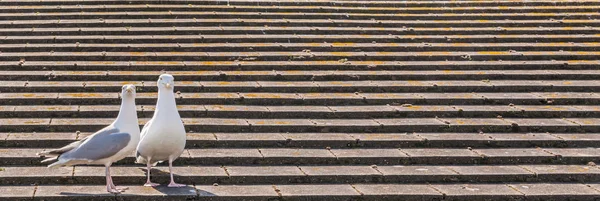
[135,152,159,166]
[135,156,158,166]
[37,140,84,157]
[135,151,146,164]
[47,161,64,168]
[37,150,58,157]
[41,156,58,164]
[47,159,81,168]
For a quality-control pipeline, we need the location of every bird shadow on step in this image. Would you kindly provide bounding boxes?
[137,167,183,179]
[136,167,199,196]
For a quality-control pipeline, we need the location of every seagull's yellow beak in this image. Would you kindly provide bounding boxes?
[125,88,134,93]
[165,83,172,88]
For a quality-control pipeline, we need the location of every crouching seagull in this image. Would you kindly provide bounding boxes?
[38,84,140,194]
[136,74,187,187]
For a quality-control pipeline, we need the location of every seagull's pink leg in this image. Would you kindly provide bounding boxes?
[144,158,160,187]
[105,166,121,194]
[167,158,185,187]
[106,165,129,192]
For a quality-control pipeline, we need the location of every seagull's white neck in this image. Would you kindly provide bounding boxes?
[114,96,139,130]
[153,87,179,119]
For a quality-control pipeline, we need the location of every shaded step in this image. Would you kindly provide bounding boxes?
[1,117,600,133]
[1,165,600,185]
[4,60,599,71]
[3,34,600,43]
[2,104,600,118]
[4,43,600,52]
[3,183,600,201]
[1,80,599,93]
[1,11,599,20]
[3,147,600,165]
[3,132,599,149]
[1,92,598,105]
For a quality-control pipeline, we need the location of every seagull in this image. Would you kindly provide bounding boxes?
[136,74,187,188]
[38,84,140,194]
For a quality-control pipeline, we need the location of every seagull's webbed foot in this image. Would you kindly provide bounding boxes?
[144,182,161,187]
[168,182,186,188]
[107,186,122,194]
[114,186,129,191]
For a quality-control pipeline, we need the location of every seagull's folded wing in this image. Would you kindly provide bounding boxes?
[62,129,131,161]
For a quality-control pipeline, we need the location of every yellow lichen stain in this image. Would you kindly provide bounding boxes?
[21,94,38,98]
[129,52,150,56]
[362,134,385,140]
[566,166,589,173]
[327,81,352,86]
[406,106,422,110]
[478,51,506,55]
[329,52,352,57]
[407,80,424,86]
[64,93,105,98]
[224,120,240,124]
[365,94,386,98]
[216,93,240,98]
[216,82,235,86]
[331,42,354,47]
[580,120,595,125]
[23,120,44,124]
[211,105,225,110]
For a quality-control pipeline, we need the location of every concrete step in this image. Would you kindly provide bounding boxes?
[1,92,598,105]
[3,70,600,81]
[0,4,597,13]
[2,11,599,20]
[1,80,598,93]
[2,51,600,61]
[4,19,599,29]
[1,118,600,133]
[3,43,600,52]
[3,34,600,43]
[3,183,600,201]
[1,0,596,6]
[1,165,600,185]
[3,132,599,148]
[1,26,599,36]
[1,105,600,119]
[4,60,599,71]
[3,147,600,165]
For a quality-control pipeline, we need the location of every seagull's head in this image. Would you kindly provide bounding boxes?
[158,74,175,90]
[121,84,136,98]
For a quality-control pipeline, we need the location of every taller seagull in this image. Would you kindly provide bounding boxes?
[136,74,187,187]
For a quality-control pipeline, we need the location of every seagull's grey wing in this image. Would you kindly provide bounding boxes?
[61,128,131,161]
[38,127,120,157]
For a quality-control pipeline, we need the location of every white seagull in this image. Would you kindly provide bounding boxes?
[38,84,141,194]
[136,74,187,187]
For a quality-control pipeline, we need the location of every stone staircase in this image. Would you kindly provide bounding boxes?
[1,0,600,200]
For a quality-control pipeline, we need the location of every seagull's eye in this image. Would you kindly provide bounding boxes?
[159,78,163,80]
